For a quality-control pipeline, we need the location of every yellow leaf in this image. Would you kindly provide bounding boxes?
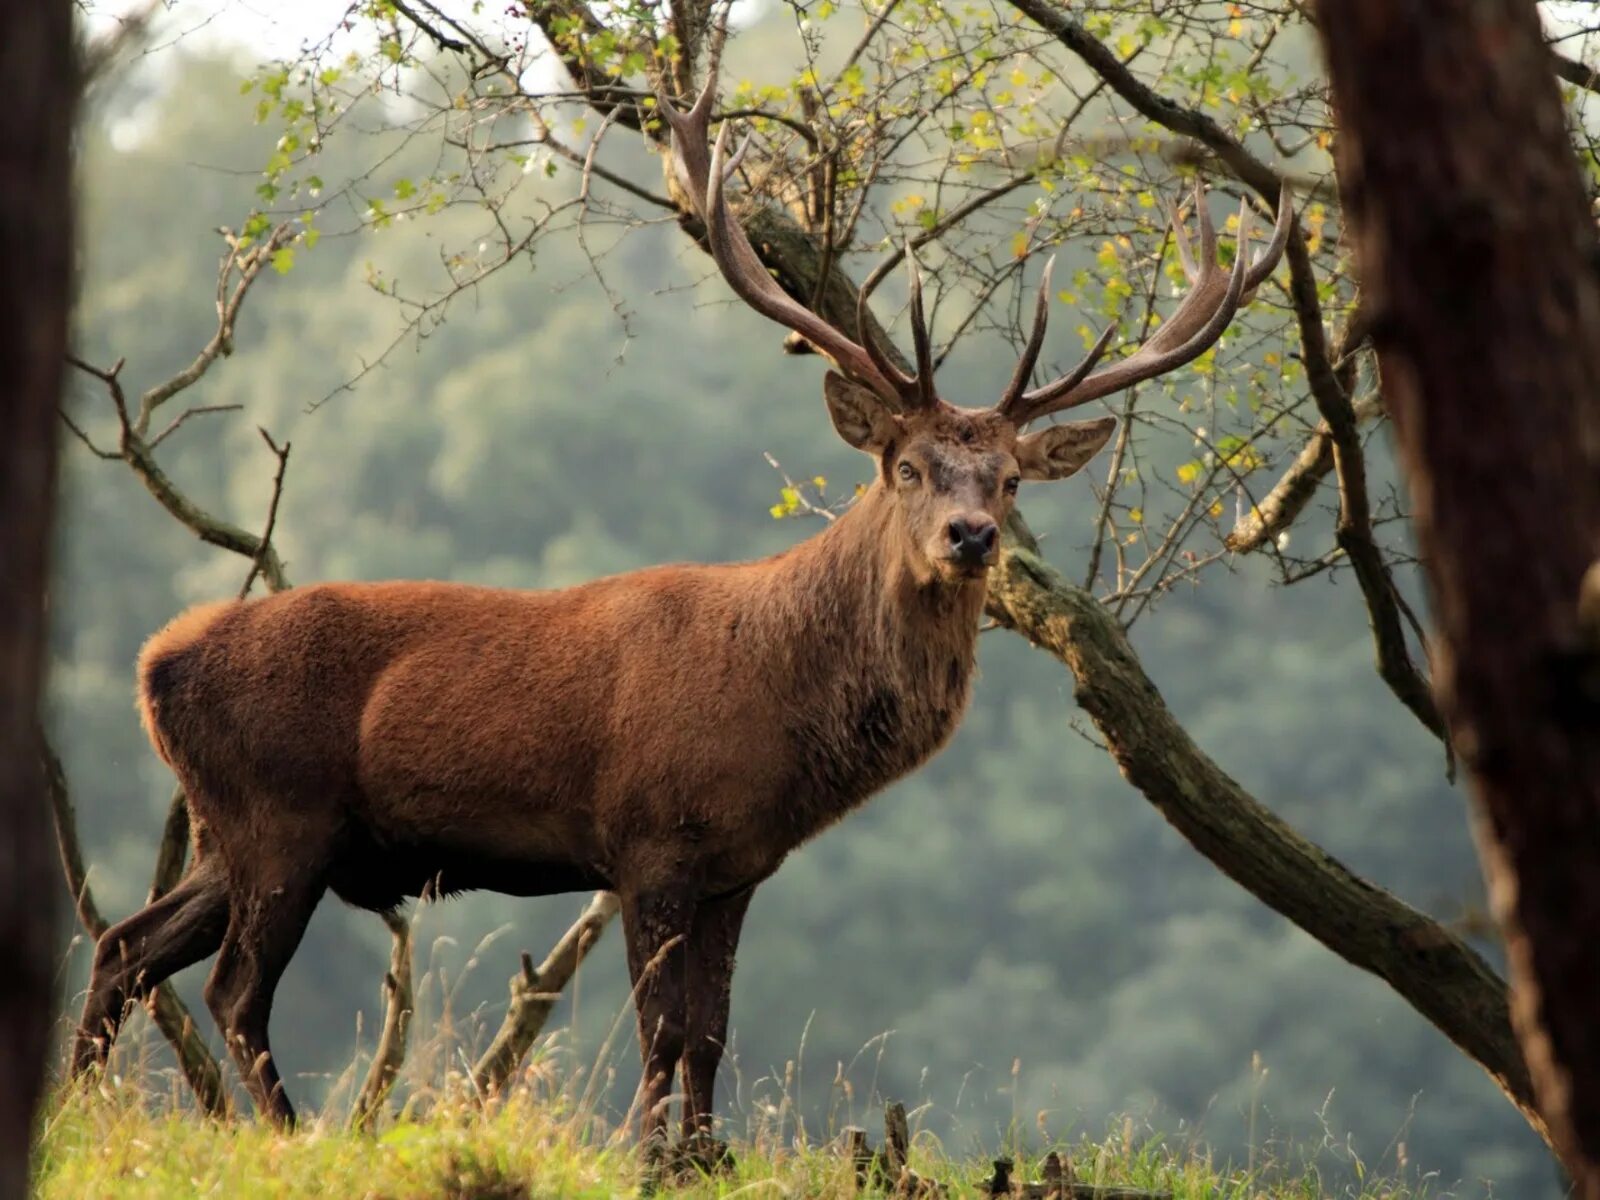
[1176,461,1201,485]
[1209,499,1224,518]
[1011,231,1029,259]
[812,475,827,489]
[1129,507,1143,524]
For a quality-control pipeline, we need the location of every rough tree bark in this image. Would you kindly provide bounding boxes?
[0,0,74,1192]
[1317,2,1600,1192]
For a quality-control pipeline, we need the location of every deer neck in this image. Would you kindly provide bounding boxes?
[753,481,987,830]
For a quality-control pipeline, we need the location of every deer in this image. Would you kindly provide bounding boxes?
[69,65,1290,1153]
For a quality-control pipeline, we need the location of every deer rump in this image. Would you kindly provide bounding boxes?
[137,575,944,916]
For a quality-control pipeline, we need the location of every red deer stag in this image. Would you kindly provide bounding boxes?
[70,70,1290,1145]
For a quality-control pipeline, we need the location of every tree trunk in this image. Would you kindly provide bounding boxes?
[0,0,74,1193]
[1317,3,1600,1192]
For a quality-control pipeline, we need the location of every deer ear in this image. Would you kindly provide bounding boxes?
[824,371,900,454]
[1014,416,1117,481]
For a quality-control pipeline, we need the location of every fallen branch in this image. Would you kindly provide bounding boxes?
[472,891,620,1096]
[352,910,414,1129]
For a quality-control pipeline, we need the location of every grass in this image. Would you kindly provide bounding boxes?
[34,1071,1450,1200]
[38,927,1454,1200]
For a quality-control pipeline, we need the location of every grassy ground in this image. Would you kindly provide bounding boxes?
[35,1073,1444,1200]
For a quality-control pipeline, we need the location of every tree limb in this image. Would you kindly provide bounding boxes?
[1282,230,1446,743]
[352,910,414,1129]
[984,514,1547,1147]
[472,891,620,1096]
[1224,391,1380,553]
[1551,46,1600,98]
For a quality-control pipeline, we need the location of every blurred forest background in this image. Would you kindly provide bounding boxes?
[48,0,1589,1194]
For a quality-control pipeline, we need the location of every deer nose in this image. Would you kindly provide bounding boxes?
[946,515,999,566]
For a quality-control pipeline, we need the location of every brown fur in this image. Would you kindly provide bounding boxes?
[70,382,1114,1139]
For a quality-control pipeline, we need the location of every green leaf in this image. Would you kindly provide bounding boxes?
[270,247,295,275]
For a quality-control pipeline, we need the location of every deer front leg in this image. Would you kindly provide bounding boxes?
[621,886,693,1154]
[679,887,751,1161]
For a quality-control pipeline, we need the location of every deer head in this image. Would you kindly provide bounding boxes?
[660,74,1293,585]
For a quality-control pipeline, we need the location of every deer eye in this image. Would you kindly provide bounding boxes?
[896,461,920,484]
[1003,475,1021,496]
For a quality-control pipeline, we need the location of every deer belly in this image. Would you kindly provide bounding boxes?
[328,821,611,911]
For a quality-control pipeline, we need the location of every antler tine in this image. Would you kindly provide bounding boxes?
[1012,321,1117,421]
[1194,178,1217,270]
[660,70,906,404]
[904,242,937,409]
[1009,196,1260,426]
[857,279,916,394]
[1245,182,1294,292]
[1167,195,1200,284]
[998,255,1056,416]
[721,129,752,180]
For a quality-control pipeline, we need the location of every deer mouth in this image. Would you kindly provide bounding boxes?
[933,555,995,583]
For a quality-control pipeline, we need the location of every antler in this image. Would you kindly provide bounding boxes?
[658,74,940,412]
[997,181,1294,427]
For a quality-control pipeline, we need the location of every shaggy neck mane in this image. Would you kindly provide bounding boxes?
[745,480,988,838]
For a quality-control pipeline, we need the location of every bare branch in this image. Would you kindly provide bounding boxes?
[472,892,620,1096]
[390,0,470,54]
[1551,46,1600,97]
[147,404,244,451]
[134,223,295,435]
[238,429,291,600]
[352,910,414,1129]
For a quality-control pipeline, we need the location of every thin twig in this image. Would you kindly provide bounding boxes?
[148,404,244,450]
[239,429,291,600]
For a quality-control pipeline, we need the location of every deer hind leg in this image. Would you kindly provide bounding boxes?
[679,888,751,1164]
[203,852,328,1128]
[622,886,694,1156]
[71,857,229,1078]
